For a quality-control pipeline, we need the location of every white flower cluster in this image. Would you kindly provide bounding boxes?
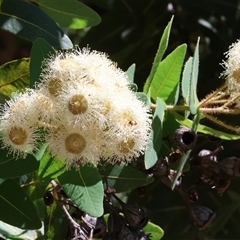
[222,39,240,92]
[0,48,151,168]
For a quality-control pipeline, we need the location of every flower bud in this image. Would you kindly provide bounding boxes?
[148,156,169,177]
[43,190,54,206]
[114,197,149,230]
[219,157,240,177]
[92,216,107,238]
[189,204,216,230]
[118,225,136,240]
[173,126,197,151]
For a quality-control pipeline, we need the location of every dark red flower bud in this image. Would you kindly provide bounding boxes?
[173,126,197,151]
[43,190,54,206]
[189,204,216,230]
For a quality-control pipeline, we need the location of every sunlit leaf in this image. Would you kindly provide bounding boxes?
[58,166,104,217]
[143,221,164,239]
[181,56,193,118]
[30,38,55,88]
[0,58,29,98]
[102,164,154,193]
[36,0,101,29]
[0,179,41,229]
[150,44,187,103]
[38,151,65,182]
[143,16,174,94]
[0,221,42,240]
[145,98,166,169]
[189,38,200,114]
[0,0,72,49]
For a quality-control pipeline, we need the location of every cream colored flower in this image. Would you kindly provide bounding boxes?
[53,82,109,128]
[101,91,152,163]
[0,89,42,157]
[222,40,240,92]
[47,120,103,168]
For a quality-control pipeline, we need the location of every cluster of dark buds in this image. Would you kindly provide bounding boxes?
[179,188,216,230]
[43,180,106,240]
[147,126,218,230]
[192,146,232,195]
[103,189,150,240]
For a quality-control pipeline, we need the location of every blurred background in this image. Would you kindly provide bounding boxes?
[2,0,240,239]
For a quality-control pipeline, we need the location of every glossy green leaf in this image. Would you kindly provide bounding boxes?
[145,98,166,169]
[172,112,240,140]
[143,221,164,239]
[189,38,200,114]
[143,16,174,94]
[102,164,154,193]
[0,179,41,229]
[0,0,72,49]
[36,0,101,29]
[58,166,104,217]
[0,149,39,178]
[126,63,136,83]
[30,38,55,88]
[38,150,65,182]
[0,58,29,98]
[150,44,187,103]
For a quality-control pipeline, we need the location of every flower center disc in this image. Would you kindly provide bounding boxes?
[9,127,27,145]
[48,78,62,96]
[117,138,135,153]
[65,133,86,154]
[68,94,88,115]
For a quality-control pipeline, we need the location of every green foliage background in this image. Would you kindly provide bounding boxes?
[0,0,240,240]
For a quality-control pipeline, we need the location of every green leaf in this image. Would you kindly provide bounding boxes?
[58,166,104,217]
[102,164,154,193]
[0,221,42,240]
[189,38,200,114]
[0,58,29,98]
[38,150,65,182]
[129,83,138,92]
[181,56,193,117]
[126,63,136,83]
[172,112,240,140]
[0,179,41,229]
[182,57,193,104]
[45,202,69,240]
[0,149,39,178]
[171,150,191,190]
[136,92,150,106]
[143,16,174,94]
[145,98,166,169]
[30,38,55,88]
[37,0,101,29]
[150,44,187,103]
[0,0,72,49]
[143,221,164,240]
